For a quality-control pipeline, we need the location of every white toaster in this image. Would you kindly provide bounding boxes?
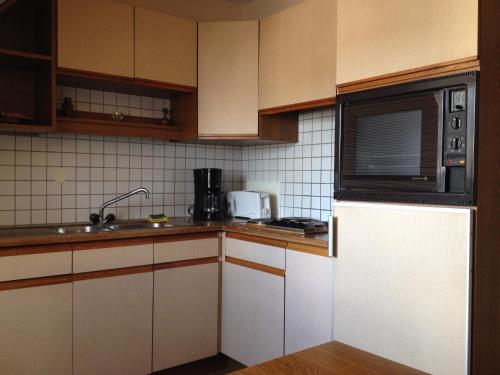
[226,191,271,219]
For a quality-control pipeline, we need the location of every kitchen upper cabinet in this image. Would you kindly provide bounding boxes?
[58,0,134,77]
[73,272,153,375]
[0,282,73,375]
[198,21,259,138]
[153,236,219,371]
[135,7,197,87]
[221,235,285,366]
[337,0,479,85]
[259,0,337,110]
[285,247,333,355]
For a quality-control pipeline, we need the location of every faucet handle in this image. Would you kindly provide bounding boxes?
[103,213,116,224]
[89,213,100,224]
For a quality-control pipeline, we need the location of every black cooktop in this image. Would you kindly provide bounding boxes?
[246,217,328,234]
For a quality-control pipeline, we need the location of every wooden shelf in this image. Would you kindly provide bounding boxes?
[57,111,185,139]
[0,48,52,62]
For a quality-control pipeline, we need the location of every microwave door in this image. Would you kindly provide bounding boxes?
[339,91,443,193]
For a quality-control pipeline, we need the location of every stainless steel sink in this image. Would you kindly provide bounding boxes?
[52,221,174,234]
[106,222,174,230]
[53,225,111,234]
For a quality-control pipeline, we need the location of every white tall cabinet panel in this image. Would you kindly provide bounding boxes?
[333,202,472,375]
[285,249,333,355]
[198,21,259,137]
[0,283,72,375]
[221,261,284,366]
[73,272,153,375]
[153,263,219,371]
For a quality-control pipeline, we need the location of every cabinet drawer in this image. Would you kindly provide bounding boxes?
[73,240,153,273]
[154,235,219,264]
[0,246,72,282]
[225,236,285,269]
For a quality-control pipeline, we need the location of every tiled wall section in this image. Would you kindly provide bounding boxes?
[0,107,335,226]
[242,107,335,221]
[0,133,242,226]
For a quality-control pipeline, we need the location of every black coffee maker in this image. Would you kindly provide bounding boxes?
[190,168,225,220]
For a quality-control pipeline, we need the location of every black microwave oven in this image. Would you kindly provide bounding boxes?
[334,72,478,206]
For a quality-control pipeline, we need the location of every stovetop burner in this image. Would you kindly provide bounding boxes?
[246,217,328,234]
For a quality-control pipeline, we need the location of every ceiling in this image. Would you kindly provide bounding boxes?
[118,0,306,21]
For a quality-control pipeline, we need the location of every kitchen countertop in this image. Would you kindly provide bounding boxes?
[0,217,329,250]
[235,341,426,375]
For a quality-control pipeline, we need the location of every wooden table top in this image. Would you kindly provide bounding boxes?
[234,341,427,375]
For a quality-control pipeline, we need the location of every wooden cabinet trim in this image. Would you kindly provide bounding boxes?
[226,232,287,249]
[259,97,336,116]
[225,256,285,277]
[286,242,329,258]
[73,265,153,281]
[72,237,153,251]
[154,256,219,271]
[0,243,71,257]
[0,274,73,291]
[337,56,479,94]
[154,232,219,244]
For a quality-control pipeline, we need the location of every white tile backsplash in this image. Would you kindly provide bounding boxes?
[0,105,335,226]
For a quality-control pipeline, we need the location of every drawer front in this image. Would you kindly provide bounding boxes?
[154,237,219,264]
[225,238,285,269]
[74,243,153,273]
[0,251,72,282]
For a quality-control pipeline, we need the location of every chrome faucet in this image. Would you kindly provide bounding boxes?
[90,188,151,225]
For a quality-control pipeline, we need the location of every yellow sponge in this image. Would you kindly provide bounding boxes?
[147,214,169,223]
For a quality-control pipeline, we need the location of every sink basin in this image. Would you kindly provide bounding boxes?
[106,222,174,230]
[53,225,111,234]
[52,221,174,235]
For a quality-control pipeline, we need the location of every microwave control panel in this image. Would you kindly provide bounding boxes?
[444,88,467,166]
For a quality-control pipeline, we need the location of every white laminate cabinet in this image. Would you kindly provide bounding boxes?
[73,272,153,375]
[221,237,285,366]
[0,282,73,375]
[153,262,219,371]
[284,249,333,355]
[333,202,472,375]
[259,0,337,110]
[134,7,197,87]
[337,0,478,85]
[198,21,259,137]
[58,0,134,77]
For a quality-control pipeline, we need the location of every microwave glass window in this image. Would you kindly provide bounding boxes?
[355,110,422,176]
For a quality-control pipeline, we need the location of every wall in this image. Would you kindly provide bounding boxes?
[242,107,334,221]
[0,107,334,226]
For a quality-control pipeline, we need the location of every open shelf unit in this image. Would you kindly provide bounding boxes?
[0,0,56,131]
[56,68,198,140]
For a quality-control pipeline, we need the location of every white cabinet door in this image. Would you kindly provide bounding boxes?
[221,259,285,366]
[73,271,153,375]
[0,282,72,375]
[153,262,219,371]
[259,0,337,109]
[337,0,478,84]
[198,21,259,137]
[285,249,333,355]
[333,202,472,375]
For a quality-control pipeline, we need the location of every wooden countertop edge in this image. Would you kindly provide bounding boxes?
[0,222,328,253]
[236,341,427,375]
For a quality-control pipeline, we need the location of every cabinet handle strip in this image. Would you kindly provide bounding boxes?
[287,242,329,257]
[226,232,287,248]
[73,265,153,281]
[154,256,220,270]
[225,256,285,277]
[0,274,73,291]
[0,244,72,257]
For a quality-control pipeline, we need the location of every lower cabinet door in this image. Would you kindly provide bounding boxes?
[0,282,72,375]
[153,262,219,371]
[73,271,153,375]
[285,249,333,355]
[221,261,285,366]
